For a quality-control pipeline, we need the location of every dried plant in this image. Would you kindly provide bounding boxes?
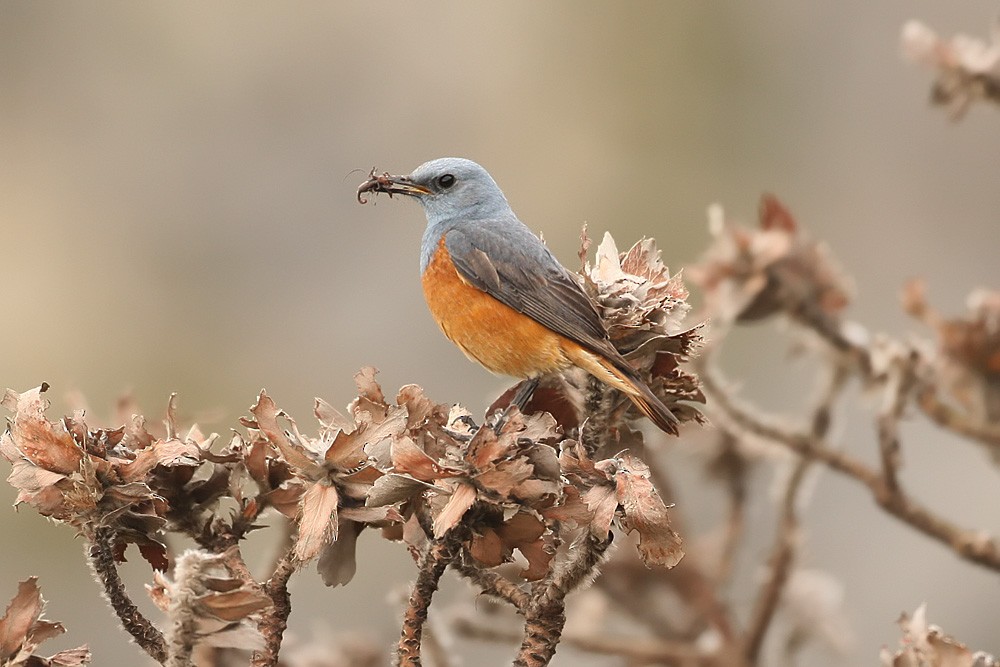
[881,605,998,667]
[0,578,90,666]
[903,17,1000,119]
[3,16,999,667]
[0,233,700,667]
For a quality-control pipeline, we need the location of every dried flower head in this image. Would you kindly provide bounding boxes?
[904,281,1000,423]
[688,195,851,328]
[237,369,416,584]
[902,19,1000,120]
[368,403,563,579]
[558,441,684,568]
[880,604,999,667]
[1,385,204,571]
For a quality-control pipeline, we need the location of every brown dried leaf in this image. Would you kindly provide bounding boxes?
[514,411,561,444]
[350,367,389,423]
[496,511,545,544]
[432,482,477,538]
[146,571,170,612]
[539,485,593,528]
[313,397,353,433]
[4,386,83,475]
[164,393,180,439]
[514,536,554,581]
[582,485,618,538]
[0,578,73,664]
[4,454,66,495]
[245,391,317,473]
[198,589,271,622]
[0,578,47,658]
[149,559,267,653]
[497,513,552,581]
[325,406,406,469]
[391,435,460,482]
[908,285,1000,421]
[901,20,1000,121]
[475,458,533,500]
[201,577,243,594]
[614,455,684,568]
[265,481,306,519]
[469,528,505,567]
[118,438,201,483]
[353,367,385,405]
[136,538,170,572]
[294,481,340,561]
[120,414,155,452]
[242,439,269,487]
[365,473,443,507]
[318,519,363,587]
[339,505,402,524]
[46,646,92,665]
[396,384,444,429]
[688,198,850,325]
[465,426,509,471]
[401,511,428,561]
[759,193,797,232]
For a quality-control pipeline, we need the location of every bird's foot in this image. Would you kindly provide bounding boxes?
[491,378,540,435]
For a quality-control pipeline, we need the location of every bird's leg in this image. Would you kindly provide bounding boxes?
[492,378,540,434]
[510,377,540,411]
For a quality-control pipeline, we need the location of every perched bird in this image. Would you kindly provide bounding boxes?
[357,158,679,434]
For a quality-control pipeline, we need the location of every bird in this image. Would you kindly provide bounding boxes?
[357,158,679,434]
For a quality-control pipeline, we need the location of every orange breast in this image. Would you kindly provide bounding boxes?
[421,236,572,378]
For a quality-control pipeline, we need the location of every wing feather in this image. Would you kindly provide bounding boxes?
[444,224,621,365]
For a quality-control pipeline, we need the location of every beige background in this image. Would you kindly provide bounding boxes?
[2,2,998,664]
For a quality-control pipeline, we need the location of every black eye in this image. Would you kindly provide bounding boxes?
[437,174,456,189]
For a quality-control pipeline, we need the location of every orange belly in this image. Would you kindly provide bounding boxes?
[421,237,573,378]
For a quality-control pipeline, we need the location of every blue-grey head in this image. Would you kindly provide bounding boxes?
[357,157,513,224]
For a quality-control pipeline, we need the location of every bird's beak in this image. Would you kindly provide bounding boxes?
[357,170,430,203]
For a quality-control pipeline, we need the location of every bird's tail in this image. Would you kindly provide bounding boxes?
[563,345,680,435]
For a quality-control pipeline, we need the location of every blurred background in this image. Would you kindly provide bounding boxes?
[2,2,998,665]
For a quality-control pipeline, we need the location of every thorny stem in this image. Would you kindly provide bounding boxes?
[513,533,611,667]
[252,550,299,667]
[513,594,566,667]
[87,526,167,664]
[700,361,1000,572]
[397,534,460,667]
[452,549,529,612]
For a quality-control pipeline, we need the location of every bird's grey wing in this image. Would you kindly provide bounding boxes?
[444,224,617,358]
